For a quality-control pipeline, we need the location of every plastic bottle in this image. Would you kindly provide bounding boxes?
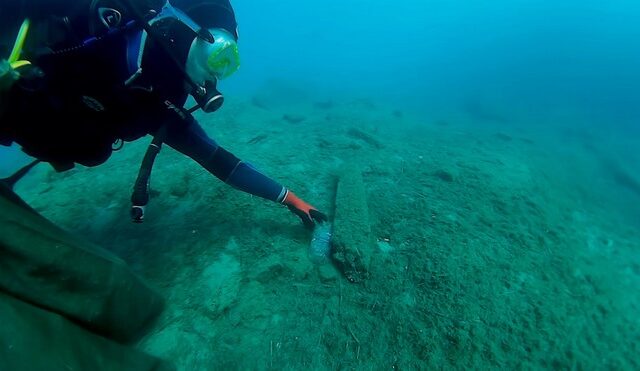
[309,223,332,265]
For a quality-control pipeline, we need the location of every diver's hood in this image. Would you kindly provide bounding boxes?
[138,1,238,73]
[147,2,238,87]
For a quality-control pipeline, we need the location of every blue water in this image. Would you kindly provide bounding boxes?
[228,0,640,125]
[0,144,31,177]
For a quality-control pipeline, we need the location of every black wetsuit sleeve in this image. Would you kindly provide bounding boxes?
[160,116,284,202]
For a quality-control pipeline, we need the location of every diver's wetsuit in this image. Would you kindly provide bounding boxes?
[0,0,287,203]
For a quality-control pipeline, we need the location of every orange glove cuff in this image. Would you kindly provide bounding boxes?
[282,190,314,214]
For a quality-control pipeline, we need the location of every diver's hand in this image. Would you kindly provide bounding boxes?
[282,190,328,229]
[0,59,19,93]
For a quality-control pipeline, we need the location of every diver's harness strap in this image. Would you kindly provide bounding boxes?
[128,81,223,223]
[130,126,167,223]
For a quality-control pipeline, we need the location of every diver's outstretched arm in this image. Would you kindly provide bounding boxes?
[161,118,326,227]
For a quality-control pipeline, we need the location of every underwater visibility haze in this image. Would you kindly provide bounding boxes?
[0,0,639,369]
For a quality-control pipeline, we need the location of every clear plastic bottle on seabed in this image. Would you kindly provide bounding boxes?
[309,222,332,265]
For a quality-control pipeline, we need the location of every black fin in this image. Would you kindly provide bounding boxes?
[1,160,40,190]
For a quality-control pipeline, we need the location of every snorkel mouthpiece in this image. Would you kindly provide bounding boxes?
[189,79,223,113]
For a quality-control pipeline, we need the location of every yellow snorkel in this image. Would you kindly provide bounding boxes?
[1,19,31,94]
[9,19,32,70]
[1,18,32,119]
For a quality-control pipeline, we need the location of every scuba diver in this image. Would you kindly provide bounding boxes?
[0,0,327,228]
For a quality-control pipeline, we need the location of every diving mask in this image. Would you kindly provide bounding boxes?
[186,28,240,84]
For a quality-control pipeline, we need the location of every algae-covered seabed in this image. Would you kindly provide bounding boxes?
[16,83,640,369]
